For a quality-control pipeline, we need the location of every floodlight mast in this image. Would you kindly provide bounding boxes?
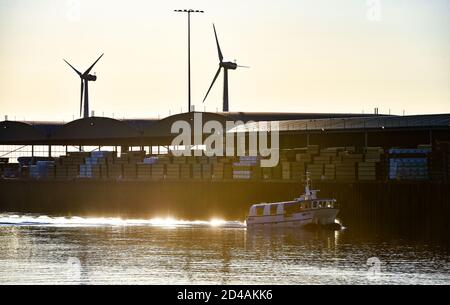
[174,9,204,112]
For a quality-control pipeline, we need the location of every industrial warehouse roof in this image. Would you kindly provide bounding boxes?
[220,111,384,122]
[0,112,449,145]
[228,114,450,132]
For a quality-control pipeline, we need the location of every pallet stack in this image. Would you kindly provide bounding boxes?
[123,151,145,164]
[137,163,151,180]
[295,153,312,163]
[313,155,330,165]
[336,163,356,181]
[282,162,291,180]
[261,167,272,180]
[151,164,165,180]
[172,156,186,165]
[180,164,191,179]
[324,164,336,180]
[232,156,259,180]
[166,164,180,180]
[272,165,282,180]
[357,147,383,181]
[30,161,55,180]
[60,152,89,179]
[213,163,224,180]
[192,164,202,179]
[202,164,212,179]
[122,162,137,179]
[357,162,376,181]
[388,148,430,180]
[282,162,304,180]
[108,163,123,179]
[307,164,324,180]
[79,164,102,179]
[306,145,320,155]
[55,163,67,180]
[364,147,383,163]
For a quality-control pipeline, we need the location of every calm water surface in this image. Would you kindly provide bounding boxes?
[0,213,448,285]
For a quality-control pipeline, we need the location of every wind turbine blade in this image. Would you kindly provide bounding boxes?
[203,67,222,103]
[84,53,104,75]
[63,59,82,76]
[80,79,84,117]
[213,24,223,62]
[237,65,250,68]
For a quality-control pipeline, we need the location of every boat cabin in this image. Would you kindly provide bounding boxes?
[248,199,337,217]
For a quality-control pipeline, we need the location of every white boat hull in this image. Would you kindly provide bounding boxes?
[246,208,339,227]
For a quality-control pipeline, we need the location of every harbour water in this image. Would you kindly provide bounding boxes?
[0,213,448,285]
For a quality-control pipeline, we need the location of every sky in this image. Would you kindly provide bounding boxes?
[0,0,449,121]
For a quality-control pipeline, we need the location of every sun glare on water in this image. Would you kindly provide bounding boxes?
[0,214,244,228]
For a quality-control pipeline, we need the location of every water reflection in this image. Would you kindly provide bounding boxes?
[0,214,448,285]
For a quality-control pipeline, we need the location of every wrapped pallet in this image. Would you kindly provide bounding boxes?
[30,161,55,180]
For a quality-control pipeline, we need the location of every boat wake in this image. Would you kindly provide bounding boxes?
[0,213,246,228]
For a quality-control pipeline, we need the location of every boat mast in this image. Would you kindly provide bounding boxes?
[305,171,311,198]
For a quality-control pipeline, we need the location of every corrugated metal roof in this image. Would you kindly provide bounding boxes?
[227,114,450,133]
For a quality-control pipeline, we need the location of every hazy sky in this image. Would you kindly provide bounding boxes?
[0,0,449,121]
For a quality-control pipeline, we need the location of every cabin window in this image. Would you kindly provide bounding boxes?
[256,207,264,216]
[270,205,278,215]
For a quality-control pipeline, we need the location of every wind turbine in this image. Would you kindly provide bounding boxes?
[64,54,104,118]
[203,24,248,112]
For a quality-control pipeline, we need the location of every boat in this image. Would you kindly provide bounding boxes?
[245,173,340,228]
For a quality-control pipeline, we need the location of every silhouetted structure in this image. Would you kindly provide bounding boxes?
[64,54,104,118]
[203,24,248,112]
[174,9,204,112]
